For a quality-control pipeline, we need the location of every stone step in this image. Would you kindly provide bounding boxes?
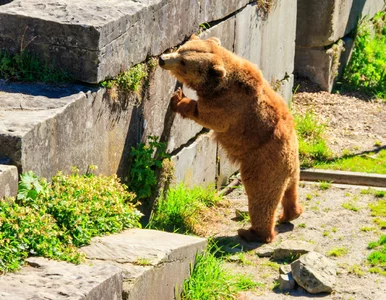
[0,0,249,83]
[0,229,207,300]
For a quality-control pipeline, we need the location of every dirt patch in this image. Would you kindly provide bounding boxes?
[292,79,386,156]
[197,183,386,299]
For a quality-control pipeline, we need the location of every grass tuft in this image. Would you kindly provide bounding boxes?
[327,247,348,257]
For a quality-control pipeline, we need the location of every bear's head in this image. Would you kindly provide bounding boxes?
[159,35,227,90]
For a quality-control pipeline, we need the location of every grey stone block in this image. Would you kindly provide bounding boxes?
[217,143,238,188]
[172,132,217,188]
[272,240,316,260]
[0,164,18,199]
[0,82,140,179]
[0,257,123,300]
[199,0,249,23]
[235,1,297,84]
[81,229,207,300]
[297,0,385,47]
[0,0,201,83]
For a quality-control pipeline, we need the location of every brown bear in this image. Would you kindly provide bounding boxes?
[159,35,302,243]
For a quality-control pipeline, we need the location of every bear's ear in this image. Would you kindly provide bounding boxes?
[212,65,226,78]
[189,34,200,41]
[207,37,221,46]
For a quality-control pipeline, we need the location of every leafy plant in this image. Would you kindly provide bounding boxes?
[327,247,348,257]
[0,170,141,273]
[343,10,386,99]
[0,50,72,84]
[181,244,263,299]
[367,235,386,275]
[128,136,170,200]
[148,184,221,234]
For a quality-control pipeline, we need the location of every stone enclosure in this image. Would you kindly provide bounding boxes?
[0,0,384,193]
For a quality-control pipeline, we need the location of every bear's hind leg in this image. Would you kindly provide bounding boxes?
[278,179,303,223]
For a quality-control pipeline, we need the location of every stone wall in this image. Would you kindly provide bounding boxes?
[0,0,298,197]
[295,0,385,91]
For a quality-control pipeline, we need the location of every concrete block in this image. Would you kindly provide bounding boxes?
[172,132,217,187]
[0,164,18,199]
[0,0,200,83]
[274,74,295,105]
[199,15,236,52]
[81,229,207,300]
[235,1,297,84]
[0,257,123,300]
[0,82,141,179]
[297,0,385,47]
[217,144,238,188]
[199,0,249,23]
[295,40,345,92]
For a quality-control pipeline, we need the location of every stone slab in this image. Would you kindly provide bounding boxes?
[172,132,217,188]
[199,0,249,23]
[0,257,123,300]
[297,0,385,47]
[0,82,140,179]
[235,1,297,86]
[301,169,386,188]
[0,164,18,199]
[217,144,238,188]
[81,229,207,300]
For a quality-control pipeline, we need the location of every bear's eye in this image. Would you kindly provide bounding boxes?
[180,60,186,66]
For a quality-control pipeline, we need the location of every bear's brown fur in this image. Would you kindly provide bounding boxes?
[159,35,302,243]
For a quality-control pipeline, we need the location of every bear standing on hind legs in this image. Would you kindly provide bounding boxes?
[159,35,303,243]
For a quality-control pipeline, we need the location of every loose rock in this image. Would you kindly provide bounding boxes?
[272,240,316,260]
[278,273,296,291]
[291,251,336,294]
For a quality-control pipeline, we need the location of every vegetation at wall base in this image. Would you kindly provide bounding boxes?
[0,169,141,273]
[128,136,170,200]
[0,50,72,84]
[294,110,332,168]
[342,9,386,100]
[148,184,221,234]
[181,243,263,300]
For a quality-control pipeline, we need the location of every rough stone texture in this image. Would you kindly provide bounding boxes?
[81,229,207,300]
[0,257,123,300]
[235,1,297,103]
[297,0,385,47]
[279,264,292,275]
[295,40,345,92]
[217,144,238,188]
[291,252,337,294]
[0,83,140,179]
[272,240,316,260]
[199,0,249,23]
[172,132,217,188]
[255,245,275,258]
[278,273,296,291]
[0,164,18,199]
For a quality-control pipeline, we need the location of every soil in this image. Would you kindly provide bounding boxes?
[195,81,386,299]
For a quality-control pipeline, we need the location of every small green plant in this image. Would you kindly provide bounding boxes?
[327,247,348,257]
[148,184,221,234]
[367,235,386,275]
[369,199,386,229]
[319,181,332,190]
[181,244,263,299]
[343,10,386,99]
[298,223,306,228]
[323,230,330,237]
[305,193,313,200]
[361,226,376,232]
[342,202,360,212]
[135,257,152,266]
[348,264,365,277]
[294,110,332,167]
[0,50,72,84]
[128,136,170,200]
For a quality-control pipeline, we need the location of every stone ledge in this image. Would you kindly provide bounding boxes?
[0,164,18,199]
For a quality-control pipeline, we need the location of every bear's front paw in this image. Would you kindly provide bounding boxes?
[171,87,184,112]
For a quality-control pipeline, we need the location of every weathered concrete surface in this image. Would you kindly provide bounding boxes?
[199,0,249,23]
[0,257,123,300]
[297,0,385,47]
[235,1,297,103]
[217,144,238,188]
[295,40,345,92]
[0,164,18,199]
[172,132,217,188]
[81,229,207,300]
[0,83,140,179]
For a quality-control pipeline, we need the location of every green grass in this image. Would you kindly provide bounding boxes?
[342,10,386,99]
[181,245,264,299]
[0,170,141,273]
[342,202,360,212]
[327,247,348,257]
[367,235,386,275]
[148,184,221,234]
[319,181,332,190]
[0,50,72,84]
[316,150,386,174]
[294,110,332,167]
